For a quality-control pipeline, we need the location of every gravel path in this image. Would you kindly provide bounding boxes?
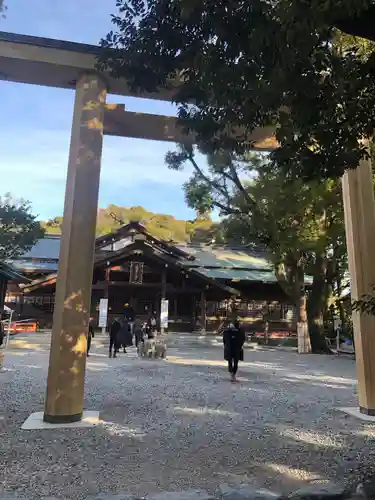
[0,333,374,500]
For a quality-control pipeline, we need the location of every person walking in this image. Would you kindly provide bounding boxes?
[223,319,245,382]
[109,317,121,358]
[87,317,95,357]
[123,303,135,338]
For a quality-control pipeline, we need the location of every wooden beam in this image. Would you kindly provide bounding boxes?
[104,104,278,150]
[95,280,207,293]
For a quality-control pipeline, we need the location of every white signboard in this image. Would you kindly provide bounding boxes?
[160,299,169,329]
[334,318,342,332]
[98,298,108,328]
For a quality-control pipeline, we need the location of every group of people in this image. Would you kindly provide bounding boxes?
[86,303,246,381]
[86,303,158,359]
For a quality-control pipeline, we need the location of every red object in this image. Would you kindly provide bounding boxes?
[254,331,295,338]
[9,321,38,334]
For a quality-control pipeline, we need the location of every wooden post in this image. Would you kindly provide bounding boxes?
[44,72,107,424]
[104,268,110,298]
[160,267,167,334]
[200,291,207,333]
[0,279,6,311]
[342,151,375,415]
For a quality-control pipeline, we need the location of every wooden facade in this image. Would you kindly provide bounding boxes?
[6,222,298,333]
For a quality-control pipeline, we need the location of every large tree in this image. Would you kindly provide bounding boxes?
[166,147,347,351]
[0,194,44,261]
[100,0,375,181]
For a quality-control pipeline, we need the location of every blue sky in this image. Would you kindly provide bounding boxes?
[0,0,196,221]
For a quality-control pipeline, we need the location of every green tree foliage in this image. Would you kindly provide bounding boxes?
[166,147,347,351]
[352,289,375,316]
[99,0,375,181]
[42,205,219,243]
[41,217,63,235]
[0,194,45,260]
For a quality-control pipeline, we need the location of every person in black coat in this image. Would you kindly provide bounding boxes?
[0,315,4,347]
[119,319,133,353]
[87,318,95,357]
[109,318,121,358]
[123,303,136,338]
[134,318,144,348]
[223,320,245,382]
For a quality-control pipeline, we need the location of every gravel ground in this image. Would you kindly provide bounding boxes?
[0,333,374,500]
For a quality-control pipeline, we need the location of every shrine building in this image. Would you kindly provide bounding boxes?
[6,221,304,333]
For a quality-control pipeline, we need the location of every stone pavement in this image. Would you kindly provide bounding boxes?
[0,333,374,500]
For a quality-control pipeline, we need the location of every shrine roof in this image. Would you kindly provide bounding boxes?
[14,222,312,290]
[20,234,60,260]
[195,267,278,283]
[0,262,27,282]
[177,244,271,271]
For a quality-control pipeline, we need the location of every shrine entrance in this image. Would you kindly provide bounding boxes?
[1,30,374,423]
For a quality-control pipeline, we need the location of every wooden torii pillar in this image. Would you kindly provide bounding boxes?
[342,151,375,415]
[43,72,107,423]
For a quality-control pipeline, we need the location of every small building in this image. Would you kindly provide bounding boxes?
[0,261,26,312]
[6,222,304,333]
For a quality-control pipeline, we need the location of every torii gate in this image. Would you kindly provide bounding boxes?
[1,31,374,422]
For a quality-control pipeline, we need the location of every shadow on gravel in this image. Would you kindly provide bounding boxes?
[0,344,368,500]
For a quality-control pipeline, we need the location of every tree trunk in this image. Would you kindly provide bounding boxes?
[298,293,307,322]
[275,256,311,352]
[295,262,311,353]
[307,253,329,353]
[324,257,335,322]
[335,264,347,332]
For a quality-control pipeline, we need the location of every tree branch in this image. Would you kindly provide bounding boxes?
[227,159,258,211]
[186,151,234,204]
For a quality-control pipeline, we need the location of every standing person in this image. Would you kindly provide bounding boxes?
[119,319,133,353]
[134,318,144,348]
[223,319,245,382]
[123,303,136,338]
[0,313,4,348]
[109,317,121,358]
[87,317,95,357]
[146,311,157,339]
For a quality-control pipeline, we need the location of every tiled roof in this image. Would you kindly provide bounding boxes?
[13,226,313,286]
[178,244,271,270]
[20,235,60,260]
[12,260,58,273]
[0,262,27,281]
[195,267,278,283]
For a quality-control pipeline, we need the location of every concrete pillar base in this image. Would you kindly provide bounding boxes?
[360,406,375,416]
[22,411,100,430]
[339,407,375,422]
